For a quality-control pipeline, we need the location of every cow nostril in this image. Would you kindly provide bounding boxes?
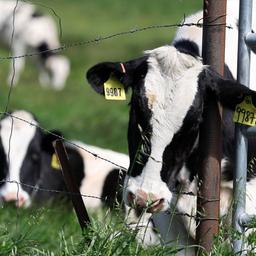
[3,193,27,208]
[127,191,136,205]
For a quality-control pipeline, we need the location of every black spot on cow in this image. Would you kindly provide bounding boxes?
[101,168,125,208]
[31,11,43,18]
[173,39,200,58]
[0,137,7,188]
[37,42,55,61]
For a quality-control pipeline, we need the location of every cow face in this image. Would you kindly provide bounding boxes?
[0,111,64,207]
[86,40,255,213]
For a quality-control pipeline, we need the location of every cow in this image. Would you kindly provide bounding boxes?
[0,110,129,209]
[0,0,70,90]
[86,39,256,254]
[173,0,256,89]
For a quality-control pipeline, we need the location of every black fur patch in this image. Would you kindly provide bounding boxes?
[37,42,55,61]
[101,168,124,207]
[173,39,200,58]
[31,11,43,18]
[0,137,7,187]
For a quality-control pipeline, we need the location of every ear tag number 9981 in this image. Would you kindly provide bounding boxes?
[233,96,256,126]
[104,74,126,100]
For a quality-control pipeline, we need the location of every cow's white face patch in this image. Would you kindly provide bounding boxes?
[0,111,37,205]
[125,45,204,210]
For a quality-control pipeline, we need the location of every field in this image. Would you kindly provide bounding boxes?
[0,0,242,255]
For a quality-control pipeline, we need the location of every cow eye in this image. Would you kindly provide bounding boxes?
[31,152,40,162]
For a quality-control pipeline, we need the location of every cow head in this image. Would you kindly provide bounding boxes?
[86,40,255,214]
[0,110,63,207]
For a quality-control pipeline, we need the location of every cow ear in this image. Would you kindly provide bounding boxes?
[41,130,63,154]
[86,57,147,95]
[86,62,122,95]
[203,68,256,110]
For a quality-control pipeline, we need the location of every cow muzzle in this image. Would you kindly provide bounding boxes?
[1,192,30,208]
[123,175,172,213]
[126,189,165,213]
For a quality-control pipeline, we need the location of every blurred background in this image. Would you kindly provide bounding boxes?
[0,0,201,153]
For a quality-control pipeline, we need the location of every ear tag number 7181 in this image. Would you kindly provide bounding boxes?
[233,96,256,126]
[104,74,126,100]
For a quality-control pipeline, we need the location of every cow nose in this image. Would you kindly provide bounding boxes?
[126,189,165,213]
[2,192,27,208]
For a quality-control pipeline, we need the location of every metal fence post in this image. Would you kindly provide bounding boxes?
[196,0,226,253]
[232,0,253,253]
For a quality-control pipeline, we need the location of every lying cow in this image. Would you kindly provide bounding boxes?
[0,0,70,89]
[86,39,256,253]
[0,110,129,209]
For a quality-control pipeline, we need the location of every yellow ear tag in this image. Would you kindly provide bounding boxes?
[103,74,126,100]
[233,96,256,126]
[51,153,61,170]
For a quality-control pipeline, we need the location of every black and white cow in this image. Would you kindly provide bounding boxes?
[0,0,70,89]
[86,39,256,253]
[173,0,256,89]
[0,110,129,209]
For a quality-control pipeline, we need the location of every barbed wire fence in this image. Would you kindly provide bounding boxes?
[0,0,236,247]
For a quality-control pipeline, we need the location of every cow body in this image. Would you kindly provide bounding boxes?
[173,0,256,89]
[86,38,256,253]
[0,0,70,89]
[0,110,129,209]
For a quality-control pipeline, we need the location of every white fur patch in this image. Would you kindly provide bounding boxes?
[71,141,129,208]
[0,0,69,89]
[125,45,204,211]
[173,0,256,90]
[0,110,37,206]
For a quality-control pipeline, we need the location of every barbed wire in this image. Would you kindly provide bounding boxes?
[0,111,128,171]
[0,0,233,235]
[0,179,210,221]
[0,111,203,200]
[0,20,233,61]
[0,179,105,201]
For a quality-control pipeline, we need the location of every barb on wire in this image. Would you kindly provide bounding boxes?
[0,20,233,61]
[0,112,128,171]
[0,179,209,221]
[0,179,104,201]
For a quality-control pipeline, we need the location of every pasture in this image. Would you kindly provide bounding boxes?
[0,0,245,255]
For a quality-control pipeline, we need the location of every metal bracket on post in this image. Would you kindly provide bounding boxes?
[245,32,256,54]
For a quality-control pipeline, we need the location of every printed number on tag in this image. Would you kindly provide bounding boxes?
[51,153,61,170]
[233,96,256,126]
[104,74,126,100]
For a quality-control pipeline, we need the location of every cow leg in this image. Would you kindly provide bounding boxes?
[8,40,26,86]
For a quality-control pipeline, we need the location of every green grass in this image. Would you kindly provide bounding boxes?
[0,0,234,255]
[0,205,196,256]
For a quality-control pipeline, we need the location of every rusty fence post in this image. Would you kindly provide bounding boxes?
[53,139,91,231]
[196,0,227,253]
